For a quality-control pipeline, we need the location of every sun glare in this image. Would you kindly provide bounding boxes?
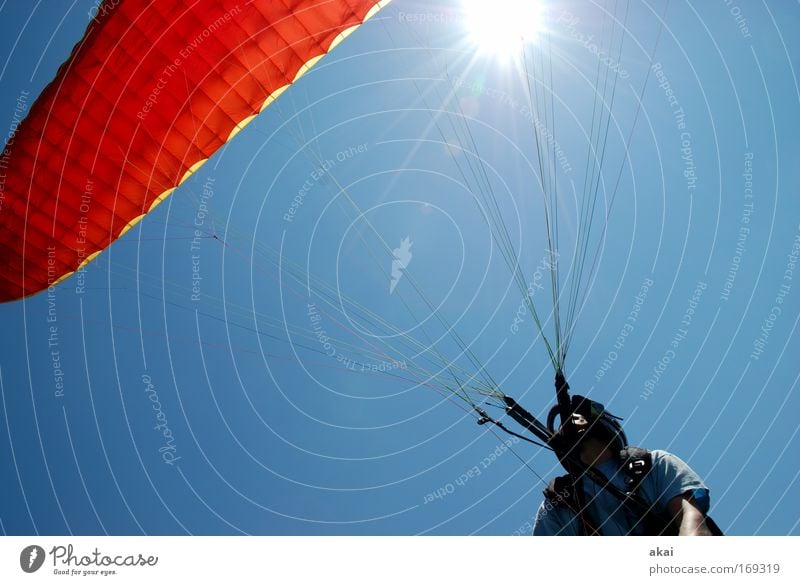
[463,0,543,58]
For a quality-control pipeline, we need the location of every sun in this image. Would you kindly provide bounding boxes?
[463,0,544,58]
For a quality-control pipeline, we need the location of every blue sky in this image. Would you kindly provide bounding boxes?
[0,0,798,535]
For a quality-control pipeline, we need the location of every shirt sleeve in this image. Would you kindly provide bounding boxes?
[647,450,710,514]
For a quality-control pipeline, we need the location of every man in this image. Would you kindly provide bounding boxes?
[533,395,716,536]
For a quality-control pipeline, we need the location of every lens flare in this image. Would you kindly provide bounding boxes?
[463,0,543,58]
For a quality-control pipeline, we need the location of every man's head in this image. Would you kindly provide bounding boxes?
[548,394,627,464]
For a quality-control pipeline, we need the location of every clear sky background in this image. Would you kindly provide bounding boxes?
[0,0,798,535]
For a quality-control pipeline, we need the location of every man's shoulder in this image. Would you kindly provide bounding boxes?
[533,493,575,535]
[647,449,692,468]
[626,448,699,477]
[635,448,709,509]
[622,448,703,489]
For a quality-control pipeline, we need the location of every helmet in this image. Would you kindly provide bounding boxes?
[546,394,628,453]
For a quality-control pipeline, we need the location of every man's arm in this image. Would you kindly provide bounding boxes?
[667,493,713,536]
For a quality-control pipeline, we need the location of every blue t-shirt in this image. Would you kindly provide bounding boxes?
[533,450,709,535]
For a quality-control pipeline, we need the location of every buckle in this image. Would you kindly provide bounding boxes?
[629,459,647,475]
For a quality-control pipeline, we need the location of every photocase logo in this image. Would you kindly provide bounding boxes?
[20,545,46,573]
[390,236,413,294]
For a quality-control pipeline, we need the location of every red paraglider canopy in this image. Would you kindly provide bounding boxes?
[0,0,388,302]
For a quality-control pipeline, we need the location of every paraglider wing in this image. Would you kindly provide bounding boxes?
[0,0,388,302]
